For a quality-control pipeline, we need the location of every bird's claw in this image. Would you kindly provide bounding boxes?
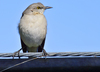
[13,48,22,59]
[42,49,49,58]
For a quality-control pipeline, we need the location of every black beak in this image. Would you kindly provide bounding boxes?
[45,6,52,10]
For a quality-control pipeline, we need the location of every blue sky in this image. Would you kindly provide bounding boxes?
[0,0,100,53]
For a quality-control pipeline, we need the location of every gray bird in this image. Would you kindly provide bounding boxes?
[14,2,52,57]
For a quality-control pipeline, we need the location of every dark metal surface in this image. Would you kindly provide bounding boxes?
[0,57,100,72]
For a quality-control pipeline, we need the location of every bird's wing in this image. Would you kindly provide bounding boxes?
[21,38,28,52]
[38,38,46,52]
[20,14,28,53]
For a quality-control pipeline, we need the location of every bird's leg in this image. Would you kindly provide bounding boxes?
[13,48,22,59]
[42,49,49,58]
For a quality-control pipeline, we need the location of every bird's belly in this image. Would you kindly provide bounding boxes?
[20,24,46,47]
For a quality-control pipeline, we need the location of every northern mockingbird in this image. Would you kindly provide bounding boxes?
[14,2,52,57]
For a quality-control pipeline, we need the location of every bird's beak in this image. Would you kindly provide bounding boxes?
[45,6,52,10]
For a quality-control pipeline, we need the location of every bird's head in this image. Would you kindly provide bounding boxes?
[23,2,52,15]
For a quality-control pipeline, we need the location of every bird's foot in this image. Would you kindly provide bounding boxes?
[13,48,22,59]
[42,49,49,58]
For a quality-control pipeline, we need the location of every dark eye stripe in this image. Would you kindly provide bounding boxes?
[37,7,43,9]
[37,7,40,9]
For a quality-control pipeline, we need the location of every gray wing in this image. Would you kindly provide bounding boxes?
[38,38,46,52]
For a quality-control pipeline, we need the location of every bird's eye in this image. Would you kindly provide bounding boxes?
[37,7,41,9]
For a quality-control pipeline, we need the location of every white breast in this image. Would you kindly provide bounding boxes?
[19,14,47,47]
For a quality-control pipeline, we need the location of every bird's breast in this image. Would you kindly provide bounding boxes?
[19,14,47,47]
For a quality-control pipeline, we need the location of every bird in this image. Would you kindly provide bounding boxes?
[13,2,52,58]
